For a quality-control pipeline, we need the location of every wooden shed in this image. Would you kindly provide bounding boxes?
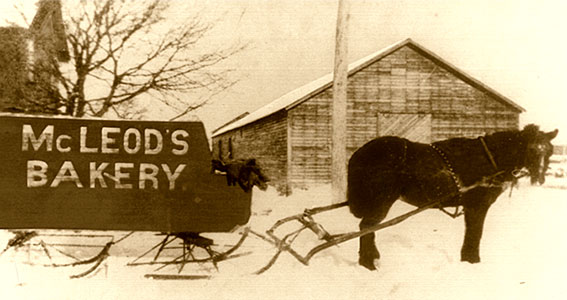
[212,39,525,191]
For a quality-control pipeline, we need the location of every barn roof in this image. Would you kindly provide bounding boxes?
[212,38,525,137]
[211,112,250,135]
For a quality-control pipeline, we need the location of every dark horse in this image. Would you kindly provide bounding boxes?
[211,158,269,192]
[169,159,268,256]
[348,124,558,270]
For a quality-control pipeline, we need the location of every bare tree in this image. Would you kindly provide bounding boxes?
[30,0,244,118]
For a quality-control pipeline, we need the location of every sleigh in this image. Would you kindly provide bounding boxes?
[0,114,257,278]
[0,114,556,278]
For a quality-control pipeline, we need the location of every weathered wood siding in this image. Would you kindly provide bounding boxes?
[212,110,288,189]
[288,90,333,186]
[288,45,519,186]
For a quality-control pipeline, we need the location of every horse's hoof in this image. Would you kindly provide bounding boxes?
[460,255,481,264]
[359,257,380,271]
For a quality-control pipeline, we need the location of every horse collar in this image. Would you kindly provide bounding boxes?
[479,137,498,171]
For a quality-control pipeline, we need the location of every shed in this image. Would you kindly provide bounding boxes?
[212,39,525,192]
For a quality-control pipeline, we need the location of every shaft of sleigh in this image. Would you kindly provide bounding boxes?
[302,200,441,263]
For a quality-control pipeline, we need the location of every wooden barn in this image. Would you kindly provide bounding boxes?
[211,39,525,191]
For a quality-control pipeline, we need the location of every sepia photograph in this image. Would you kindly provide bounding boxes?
[0,0,566,299]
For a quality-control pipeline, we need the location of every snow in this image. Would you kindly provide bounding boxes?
[1,176,567,300]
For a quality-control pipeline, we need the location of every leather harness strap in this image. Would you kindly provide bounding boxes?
[479,137,498,170]
[429,143,464,218]
[429,143,463,193]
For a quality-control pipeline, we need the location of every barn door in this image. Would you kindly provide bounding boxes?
[377,113,432,143]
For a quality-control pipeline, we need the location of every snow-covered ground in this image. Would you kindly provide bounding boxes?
[1,175,566,300]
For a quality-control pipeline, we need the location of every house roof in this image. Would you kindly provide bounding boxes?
[212,38,525,137]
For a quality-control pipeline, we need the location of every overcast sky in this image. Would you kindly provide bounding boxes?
[2,0,566,142]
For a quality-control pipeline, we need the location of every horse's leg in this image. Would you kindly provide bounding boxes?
[358,199,397,270]
[461,205,490,263]
[460,189,499,263]
[358,216,381,270]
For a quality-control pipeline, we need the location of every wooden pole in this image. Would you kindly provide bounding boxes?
[331,0,349,204]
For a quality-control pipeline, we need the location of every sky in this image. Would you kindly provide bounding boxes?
[1,0,566,143]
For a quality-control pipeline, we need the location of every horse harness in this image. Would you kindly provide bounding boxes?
[428,136,525,218]
[478,137,498,171]
[477,136,530,194]
[429,143,465,218]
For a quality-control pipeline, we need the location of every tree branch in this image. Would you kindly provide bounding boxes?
[26,0,246,118]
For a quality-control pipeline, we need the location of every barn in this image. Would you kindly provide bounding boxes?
[211,38,525,192]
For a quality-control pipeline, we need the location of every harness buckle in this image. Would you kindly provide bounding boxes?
[511,168,529,178]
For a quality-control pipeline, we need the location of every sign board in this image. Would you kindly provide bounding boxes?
[0,114,251,232]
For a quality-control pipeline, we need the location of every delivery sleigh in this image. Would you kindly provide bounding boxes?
[0,114,260,279]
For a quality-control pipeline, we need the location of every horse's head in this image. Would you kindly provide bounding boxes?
[238,159,269,192]
[521,124,558,185]
[211,159,227,173]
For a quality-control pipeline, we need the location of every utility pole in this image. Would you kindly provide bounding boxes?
[331,0,349,204]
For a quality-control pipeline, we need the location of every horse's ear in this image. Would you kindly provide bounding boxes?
[522,124,540,134]
[246,159,256,166]
[546,129,559,140]
[212,159,225,166]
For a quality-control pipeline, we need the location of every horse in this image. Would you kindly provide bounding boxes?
[211,158,269,192]
[168,159,268,259]
[211,159,228,174]
[347,124,558,270]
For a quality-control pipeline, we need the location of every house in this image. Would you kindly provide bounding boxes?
[0,26,29,111]
[0,0,69,113]
[30,0,69,63]
[211,39,525,192]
